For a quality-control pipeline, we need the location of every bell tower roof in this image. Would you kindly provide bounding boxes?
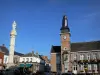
[62,15,68,27]
[60,15,70,33]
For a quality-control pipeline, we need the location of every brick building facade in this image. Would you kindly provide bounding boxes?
[50,15,100,74]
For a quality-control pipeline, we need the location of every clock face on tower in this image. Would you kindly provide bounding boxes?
[63,36,67,40]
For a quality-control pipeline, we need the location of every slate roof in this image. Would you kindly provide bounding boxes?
[14,51,24,56]
[21,52,37,57]
[51,41,100,53]
[0,46,9,55]
[22,53,45,62]
[0,45,24,56]
[51,46,61,53]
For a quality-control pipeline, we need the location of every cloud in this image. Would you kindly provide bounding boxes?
[83,12,100,18]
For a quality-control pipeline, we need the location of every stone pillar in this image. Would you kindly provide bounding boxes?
[7,21,17,68]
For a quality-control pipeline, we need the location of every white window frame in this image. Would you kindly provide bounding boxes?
[74,54,77,60]
[80,65,84,71]
[87,54,90,60]
[73,65,77,70]
[88,64,91,70]
[94,64,97,70]
[93,53,96,60]
[80,54,84,60]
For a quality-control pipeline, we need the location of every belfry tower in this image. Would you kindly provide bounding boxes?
[60,15,71,73]
[8,21,17,67]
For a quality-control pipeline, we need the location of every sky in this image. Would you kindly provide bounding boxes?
[0,0,100,58]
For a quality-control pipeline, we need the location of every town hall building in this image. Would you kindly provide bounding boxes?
[50,15,100,74]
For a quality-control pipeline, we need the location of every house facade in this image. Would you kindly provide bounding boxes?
[41,56,51,72]
[0,44,23,68]
[0,50,4,70]
[50,15,100,74]
[19,51,45,73]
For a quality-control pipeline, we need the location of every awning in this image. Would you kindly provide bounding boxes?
[19,64,33,68]
[26,64,33,67]
[19,64,25,67]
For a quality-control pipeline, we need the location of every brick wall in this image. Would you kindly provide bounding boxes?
[0,51,4,64]
[51,53,57,72]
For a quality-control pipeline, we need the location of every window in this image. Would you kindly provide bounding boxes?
[87,54,90,60]
[30,58,32,62]
[88,64,91,70]
[74,66,75,70]
[74,54,77,60]
[73,65,77,70]
[56,54,61,64]
[94,64,97,70]
[80,54,84,60]
[93,53,96,59]
[57,64,61,71]
[26,58,29,62]
[5,57,7,63]
[80,65,84,71]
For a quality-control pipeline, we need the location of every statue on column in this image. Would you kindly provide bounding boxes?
[12,21,16,30]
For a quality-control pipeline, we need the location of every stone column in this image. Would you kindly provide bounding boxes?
[7,21,17,68]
